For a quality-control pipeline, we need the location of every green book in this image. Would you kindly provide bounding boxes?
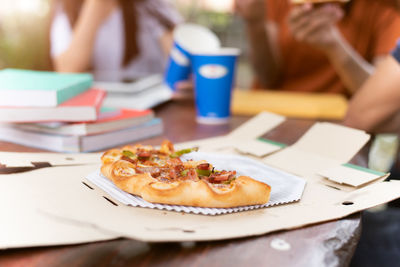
[0,69,93,107]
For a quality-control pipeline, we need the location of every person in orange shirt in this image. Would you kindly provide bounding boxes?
[343,0,400,132]
[235,0,400,96]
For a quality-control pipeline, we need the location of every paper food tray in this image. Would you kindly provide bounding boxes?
[87,152,306,215]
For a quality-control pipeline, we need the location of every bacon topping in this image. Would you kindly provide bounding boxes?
[197,163,210,170]
[136,167,168,178]
[207,171,236,184]
[120,143,238,185]
[185,168,198,181]
[178,168,198,181]
[120,155,137,164]
[137,151,151,158]
[168,164,184,180]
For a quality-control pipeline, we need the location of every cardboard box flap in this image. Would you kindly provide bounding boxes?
[180,112,286,157]
[0,152,101,167]
[263,147,343,177]
[228,111,285,140]
[318,163,388,188]
[176,136,228,151]
[234,138,286,157]
[0,164,117,249]
[290,122,370,162]
[340,180,400,207]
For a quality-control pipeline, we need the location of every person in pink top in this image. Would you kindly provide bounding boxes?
[50,0,182,81]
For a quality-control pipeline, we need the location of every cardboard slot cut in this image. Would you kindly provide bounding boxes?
[324,184,342,191]
[103,196,118,206]
[342,201,354,206]
[82,181,94,190]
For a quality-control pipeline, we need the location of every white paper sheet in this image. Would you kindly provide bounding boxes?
[102,83,172,110]
[87,152,306,215]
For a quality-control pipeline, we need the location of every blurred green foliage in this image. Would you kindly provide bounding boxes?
[0,0,51,70]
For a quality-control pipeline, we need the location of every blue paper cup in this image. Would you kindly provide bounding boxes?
[192,48,240,124]
[164,23,220,91]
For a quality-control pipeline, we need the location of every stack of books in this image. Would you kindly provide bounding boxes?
[0,69,163,152]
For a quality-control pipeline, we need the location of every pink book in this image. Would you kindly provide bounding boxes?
[0,89,106,123]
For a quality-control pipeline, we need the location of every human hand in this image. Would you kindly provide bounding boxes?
[288,3,344,52]
[234,0,266,24]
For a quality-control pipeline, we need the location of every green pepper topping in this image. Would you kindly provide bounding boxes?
[196,169,211,177]
[180,170,189,176]
[170,147,199,158]
[122,150,136,158]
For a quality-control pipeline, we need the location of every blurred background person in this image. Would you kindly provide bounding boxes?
[338,1,400,264]
[343,0,400,131]
[235,0,400,97]
[343,47,400,266]
[50,0,182,81]
[344,53,400,133]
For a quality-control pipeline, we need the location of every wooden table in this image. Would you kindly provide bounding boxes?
[0,99,363,267]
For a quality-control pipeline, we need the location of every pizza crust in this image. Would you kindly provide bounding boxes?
[101,160,156,196]
[101,149,122,164]
[141,176,271,208]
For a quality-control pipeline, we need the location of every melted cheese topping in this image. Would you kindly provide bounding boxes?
[208,182,235,193]
[137,163,152,168]
[183,160,207,168]
[102,150,121,164]
[114,166,136,176]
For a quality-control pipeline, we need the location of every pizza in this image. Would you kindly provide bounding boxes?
[100,140,271,208]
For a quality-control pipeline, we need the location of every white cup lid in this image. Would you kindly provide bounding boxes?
[193,47,241,56]
[174,23,221,53]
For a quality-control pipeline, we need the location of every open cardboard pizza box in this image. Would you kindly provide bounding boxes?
[1,112,400,248]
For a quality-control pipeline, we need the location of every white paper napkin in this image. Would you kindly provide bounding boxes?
[87,152,306,215]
